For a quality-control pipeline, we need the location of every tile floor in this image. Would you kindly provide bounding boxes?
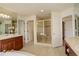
[21,41,66,56]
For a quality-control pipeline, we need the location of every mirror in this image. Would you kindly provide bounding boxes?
[0,13,17,35]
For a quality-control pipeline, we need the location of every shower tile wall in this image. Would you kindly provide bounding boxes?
[37,19,51,44]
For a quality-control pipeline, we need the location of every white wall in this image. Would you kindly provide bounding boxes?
[51,7,76,47]
[51,12,62,47]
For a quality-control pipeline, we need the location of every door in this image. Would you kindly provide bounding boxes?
[27,21,34,42]
[64,19,73,38]
[18,20,25,44]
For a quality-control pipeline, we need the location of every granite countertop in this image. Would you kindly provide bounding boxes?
[0,34,22,40]
[65,37,79,55]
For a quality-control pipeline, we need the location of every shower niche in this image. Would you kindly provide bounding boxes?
[37,19,51,44]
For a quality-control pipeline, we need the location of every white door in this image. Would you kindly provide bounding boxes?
[18,20,25,44]
[27,21,34,42]
[64,19,73,38]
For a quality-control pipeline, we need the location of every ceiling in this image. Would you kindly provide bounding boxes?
[0,3,74,19]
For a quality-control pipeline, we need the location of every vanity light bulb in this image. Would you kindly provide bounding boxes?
[41,9,44,12]
[0,14,4,16]
[7,15,10,18]
[0,14,4,18]
[4,15,8,18]
[0,13,10,18]
[3,15,6,18]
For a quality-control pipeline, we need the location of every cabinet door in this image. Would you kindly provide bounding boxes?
[14,36,23,50]
[7,39,14,50]
[1,39,14,51]
[1,40,8,51]
[0,41,1,51]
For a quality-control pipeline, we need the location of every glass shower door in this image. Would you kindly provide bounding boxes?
[37,20,51,44]
[37,21,44,43]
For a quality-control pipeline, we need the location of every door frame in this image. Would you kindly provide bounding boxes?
[62,21,65,46]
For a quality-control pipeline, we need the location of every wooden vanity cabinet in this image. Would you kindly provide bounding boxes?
[14,36,23,50]
[1,39,14,51]
[0,36,23,52]
[0,41,1,51]
[69,47,77,56]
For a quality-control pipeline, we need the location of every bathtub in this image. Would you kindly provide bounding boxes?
[0,51,34,56]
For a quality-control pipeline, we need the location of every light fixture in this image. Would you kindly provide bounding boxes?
[0,13,4,17]
[0,13,10,18]
[40,9,44,12]
[4,15,7,18]
[7,15,10,18]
